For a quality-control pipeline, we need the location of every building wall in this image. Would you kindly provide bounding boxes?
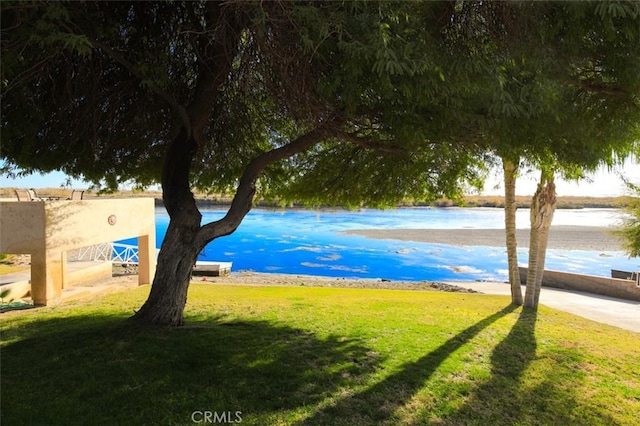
[0,199,156,305]
[519,267,640,301]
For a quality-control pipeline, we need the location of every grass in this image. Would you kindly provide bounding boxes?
[0,254,28,275]
[0,264,27,275]
[1,284,639,425]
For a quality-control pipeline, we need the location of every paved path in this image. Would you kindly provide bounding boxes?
[0,261,106,286]
[1,262,137,304]
[452,281,640,333]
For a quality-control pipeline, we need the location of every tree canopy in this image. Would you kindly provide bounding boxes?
[448,0,640,308]
[2,0,490,325]
[1,1,483,199]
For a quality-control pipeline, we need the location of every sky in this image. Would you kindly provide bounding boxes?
[480,159,640,197]
[1,159,639,197]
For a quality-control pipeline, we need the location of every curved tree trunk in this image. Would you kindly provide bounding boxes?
[502,157,523,305]
[131,125,337,326]
[132,219,203,326]
[131,128,203,326]
[131,2,245,326]
[125,1,353,327]
[524,171,557,309]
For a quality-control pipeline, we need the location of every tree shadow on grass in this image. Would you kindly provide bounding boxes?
[1,313,379,426]
[298,304,518,425]
[440,308,618,425]
[428,307,540,425]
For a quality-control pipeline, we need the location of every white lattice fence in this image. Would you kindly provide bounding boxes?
[74,243,145,265]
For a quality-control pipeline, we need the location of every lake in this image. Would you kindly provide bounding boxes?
[126,207,639,282]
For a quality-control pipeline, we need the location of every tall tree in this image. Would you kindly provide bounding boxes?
[1,1,483,325]
[523,169,556,308]
[520,0,640,306]
[448,0,640,307]
[502,156,523,305]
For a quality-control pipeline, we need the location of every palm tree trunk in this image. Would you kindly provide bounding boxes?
[524,171,557,309]
[503,157,523,305]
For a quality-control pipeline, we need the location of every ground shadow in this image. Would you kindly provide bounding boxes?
[440,307,617,425]
[1,313,377,425]
[434,307,539,425]
[298,304,518,425]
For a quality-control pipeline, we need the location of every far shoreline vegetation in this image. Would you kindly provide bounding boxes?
[0,187,634,210]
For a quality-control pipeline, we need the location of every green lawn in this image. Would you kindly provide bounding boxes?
[2,284,639,425]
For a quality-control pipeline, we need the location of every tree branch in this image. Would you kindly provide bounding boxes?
[90,39,192,137]
[198,120,341,243]
[186,1,245,143]
[337,130,406,154]
[577,79,633,100]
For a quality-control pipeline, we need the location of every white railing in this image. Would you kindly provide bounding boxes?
[112,243,140,265]
[75,243,112,262]
[73,243,229,272]
[74,243,147,265]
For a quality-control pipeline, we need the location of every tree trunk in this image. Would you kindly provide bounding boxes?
[524,172,557,309]
[502,157,523,305]
[131,125,337,326]
[131,128,203,326]
[132,219,202,326]
[131,2,244,326]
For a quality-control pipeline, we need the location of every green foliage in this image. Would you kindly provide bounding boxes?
[1,0,486,203]
[273,140,486,208]
[451,1,640,176]
[616,182,640,257]
[0,288,12,303]
[1,1,638,205]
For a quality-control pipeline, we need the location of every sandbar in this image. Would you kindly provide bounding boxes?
[342,225,623,251]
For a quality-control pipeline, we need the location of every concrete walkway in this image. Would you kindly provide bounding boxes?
[1,262,138,304]
[0,261,105,286]
[452,281,640,333]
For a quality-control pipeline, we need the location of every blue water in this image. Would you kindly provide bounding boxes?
[120,207,639,282]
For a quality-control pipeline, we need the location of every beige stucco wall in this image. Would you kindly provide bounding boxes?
[0,199,156,305]
[519,266,640,301]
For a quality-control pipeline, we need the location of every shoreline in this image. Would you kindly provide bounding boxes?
[192,271,480,293]
[1,187,633,210]
[342,225,624,251]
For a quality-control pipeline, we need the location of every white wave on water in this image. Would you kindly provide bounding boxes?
[447,265,484,274]
[317,254,342,261]
[301,262,368,273]
[280,246,323,253]
[265,266,283,271]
